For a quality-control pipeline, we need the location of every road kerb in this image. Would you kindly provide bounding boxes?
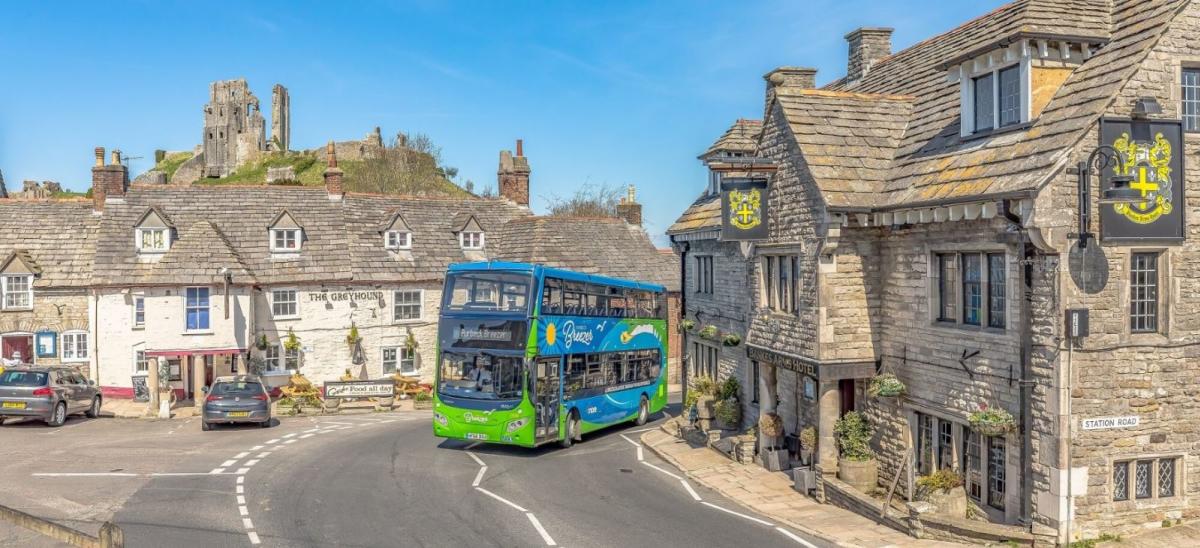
[639,425,852,548]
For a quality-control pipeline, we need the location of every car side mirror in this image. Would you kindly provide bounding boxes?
[88,379,96,386]
[201,386,208,394]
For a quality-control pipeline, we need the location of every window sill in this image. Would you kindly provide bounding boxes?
[182,330,214,335]
[132,326,145,331]
[932,321,1011,338]
[271,315,301,322]
[961,121,1033,142]
[393,318,423,324]
[61,358,89,364]
[0,307,34,313]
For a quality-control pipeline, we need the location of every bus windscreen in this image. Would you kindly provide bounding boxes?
[444,272,531,313]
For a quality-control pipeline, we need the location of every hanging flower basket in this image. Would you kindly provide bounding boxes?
[698,325,720,340]
[345,323,362,348]
[681,319,696,332]
[283,329,302,353]
[868,373,906,398]
[968,404,1015,437]
[722,333,742,347]
[256,334,270,351]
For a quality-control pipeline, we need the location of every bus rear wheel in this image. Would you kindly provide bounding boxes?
[635,396,649,426]
[560,413,580,448]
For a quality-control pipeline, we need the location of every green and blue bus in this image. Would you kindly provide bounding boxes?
[433,261,669,448]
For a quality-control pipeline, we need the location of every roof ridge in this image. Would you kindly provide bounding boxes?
[783,88,916,102]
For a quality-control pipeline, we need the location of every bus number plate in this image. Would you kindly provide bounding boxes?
[466,433,489,440]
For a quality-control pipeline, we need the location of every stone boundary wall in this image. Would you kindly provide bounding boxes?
[0,503,123,547]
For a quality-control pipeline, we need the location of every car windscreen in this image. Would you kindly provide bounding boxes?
[0,371,48,387]
[211,382,263,396]
[443,272,531,313]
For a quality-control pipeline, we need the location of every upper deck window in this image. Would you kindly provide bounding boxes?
[444,272,531,313]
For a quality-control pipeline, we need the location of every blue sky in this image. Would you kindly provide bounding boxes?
[0,0,1006,245]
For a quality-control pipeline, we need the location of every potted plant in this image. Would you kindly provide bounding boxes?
[721,332,742,347]
[715,398,741,430]
[759,412,790,471]
[346,323,362,347]
[968,403,1015,437]
[916,469,968,517]
[256,334,270,351]
[413,390,433,410]
[681,319,696,332]
[868,373,906,398]
[799,426,817,466]
[834,411,878,492]
[698,325,720,340]
[404,330,418,353]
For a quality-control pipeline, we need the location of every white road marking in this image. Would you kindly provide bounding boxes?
[220,460,238,467]
[465,451,486,467]
[627,427,656,433]
[249,445,263,451]
[618,434,641,448]
[465,441,482,450]
[237,476,245,485]
[282,433,297,438]
[284,439,298,445]
[236,467,250,475]
[247,531,260,545]
[641,461,682,480]
[526,513,557,546]
[31,472,137,477]
[637,446,644,461]
[154,472,232,477]
[210,468,226,474]
[299,433,314,439]
[242,518,253,529]
[233,452,249,459]
[246,459,260,467]
[472,466,487,487]
[238,506,249,517]
[237,495,246,505]
[681,480,702,501]
[380,419,396,423]
[266,439,279,444]
[776,527,818,547]
[700,501,773,526]
[303,428,320,433]
[256,452,271,458]
[475,487,528,512]
[236,485,244,494]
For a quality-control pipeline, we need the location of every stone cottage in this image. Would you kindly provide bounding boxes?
[677,0,1200,543]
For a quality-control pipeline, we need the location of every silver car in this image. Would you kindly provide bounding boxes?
[202,375,272,431]
[0,366,102,427]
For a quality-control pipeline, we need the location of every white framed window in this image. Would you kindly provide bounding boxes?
[271,228,302,252]
[263,345,281,372]
[136,228,170,253]
[133,295,145,328]
[382,347,418,375]
[61,331,88,362]
[271,289,299,318]
[2,275,33,310]
[385,230,412,250]
[961,60,1028,136]
[394,290,423,321]
[284,346,301,370]
[185,287,210,331]
[134,349,148,373]
[459,232,484,250]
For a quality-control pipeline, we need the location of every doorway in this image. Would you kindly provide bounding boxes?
[839,378,856,417]
[1,334,34,364]
[534,357,561,443]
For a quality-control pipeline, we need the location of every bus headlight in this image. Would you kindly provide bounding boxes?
[434,412,448,426]
[506,418,528,433]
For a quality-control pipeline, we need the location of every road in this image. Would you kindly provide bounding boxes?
[3,404,828,548]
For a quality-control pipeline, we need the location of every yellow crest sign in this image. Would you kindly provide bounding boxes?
[1111,131,1174,224]
[720,178,769,240]
[1100,119,1185,244]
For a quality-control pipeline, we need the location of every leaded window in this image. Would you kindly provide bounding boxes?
[965,429,983,502]
[937,254,957,321]
[998,65,1021,127]
[988,436,1006,510]
[1113,457,1178,501]
[936,252,1006,329]
[974,73,995,131]
[1113,461,1129,501]
[1184,68,1200,133]
[987,253,1006,328]
[917,413,934,476]
[1131,253,1158,333]
[1135,460,1153,499]
[1159,458,1175,498]
[938,420,954,470]
[962,254,982,325]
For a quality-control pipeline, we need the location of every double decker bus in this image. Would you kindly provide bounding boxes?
[433,262,668,448]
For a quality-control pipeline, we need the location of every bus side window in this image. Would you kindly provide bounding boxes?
[608,287,626,317]
[565,355,586,397]
[564,282,585,316]
[604,352,624,386]
[542,278,562,315]
[586,354,604,388]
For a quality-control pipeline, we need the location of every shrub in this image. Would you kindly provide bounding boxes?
[715,398,741,426]
[759,412,784,437]
[684,389,701,410]
[834,411,875,462]
[414,390,431,402]
[681,319,696,332]
[718,376,740,400]
[692,375,718,397]
[799,426,817,453]
[916,469,963,494]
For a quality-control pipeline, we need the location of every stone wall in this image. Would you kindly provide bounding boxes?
[0,288,90,372]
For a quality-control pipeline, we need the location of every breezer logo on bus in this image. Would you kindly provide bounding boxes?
[560,320,594,350]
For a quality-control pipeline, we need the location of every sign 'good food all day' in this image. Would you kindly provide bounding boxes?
[324,379,395,399]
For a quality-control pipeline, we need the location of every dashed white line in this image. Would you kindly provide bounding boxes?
[237,495,246,505]
[265,439,280,444]
[237,476,245,485]
[242,518,253,529]
[303,428,320,433]
[236,485,244,494]
[776,527,818,547]
[246,459,260,467]
[220,460,238,467]
[284,439,298,445]
[681,479,702,501]
[700,501,773,526]
[475,487,528,512]
[256,452,271,458]
[526,512,557,546]
[472,466,487,487]
[619,434,641,448]
[236,467,250,475]
[637,446,644,461]
[247,531,260,545]
[233,452,249,459]
[238,505,249,517]
[640,461,683,480]
[31,472,138,477]
[249,445,263,451]
[282,433,297,438]
[299,433,315,439]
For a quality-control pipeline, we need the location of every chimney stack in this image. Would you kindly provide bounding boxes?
[763,67,817,116]
[323,141,344,200]
[498,139,531,206]
[845,27,893,82]
[91,146,128,212]
[616,184,643,226]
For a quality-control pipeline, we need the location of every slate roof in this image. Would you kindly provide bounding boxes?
[0,200,97,287]
[810,0,1182,209]
[667,193,722,235]
[492,216,681,292]
[92,186,529,286]
[700,119,762,159]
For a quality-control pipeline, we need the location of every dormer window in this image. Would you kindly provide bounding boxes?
[1,275,32,310]
[971,65,1021,133]
[386,230,412,250]
[460,232,484,250]
[271,228,301,252]
[137,228,170,253]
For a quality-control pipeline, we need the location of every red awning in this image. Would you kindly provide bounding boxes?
[144,348,245,358]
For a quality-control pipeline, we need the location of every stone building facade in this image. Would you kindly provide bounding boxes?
[671,0,1200,543]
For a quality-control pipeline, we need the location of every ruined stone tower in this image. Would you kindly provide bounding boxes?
[202,79,266,178]
[0,169,7,198]
[270,84,290,152]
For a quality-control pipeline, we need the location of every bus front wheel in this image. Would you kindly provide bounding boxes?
[560,413,580,449]
[635,396,649,426]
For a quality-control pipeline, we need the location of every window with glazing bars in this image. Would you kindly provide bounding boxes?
[1113,457,1177,501]
[695,256,714,294]
[1184,68,1200,133]
[938,420,954,470]
[964,429,983,502]
[987,253,1006,328]
[998,65,1021,127]
[962,254,982,325]
[1130,253,1158,333]
[916,413,933,475]
[974,73,995,131]
[987,436,1006,510]
[937,254,957,321]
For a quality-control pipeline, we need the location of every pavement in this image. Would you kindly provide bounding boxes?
[1,399,829,548]
[1097,522,1200,547]
[641,418,964,548]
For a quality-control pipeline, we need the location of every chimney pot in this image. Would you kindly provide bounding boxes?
[845,27,893,82]
[95,147,105,167]
[326,141,337,168]
[111,149,121,166]
[616,184,643,226]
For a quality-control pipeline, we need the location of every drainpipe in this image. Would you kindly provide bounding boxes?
[677,240,690,409]
[1003,200,1034,528]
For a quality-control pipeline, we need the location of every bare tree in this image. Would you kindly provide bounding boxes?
[545,184,622,218]
[343,133,467,197]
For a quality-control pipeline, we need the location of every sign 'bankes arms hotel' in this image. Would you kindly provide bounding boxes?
[671,0,1200,544]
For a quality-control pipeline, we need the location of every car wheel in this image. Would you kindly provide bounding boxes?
[47,402,66,427]
[260,419,272,428]
[85,397,101,419]
[201,421,212,432]
[559,413,578,449]
[635,396,649,426]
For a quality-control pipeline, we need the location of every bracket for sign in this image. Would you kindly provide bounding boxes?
[958,349,980,379]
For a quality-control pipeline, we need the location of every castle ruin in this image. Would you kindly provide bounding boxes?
[202,79,290,178]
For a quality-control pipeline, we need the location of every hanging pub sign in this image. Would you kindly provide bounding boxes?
[720,177,770,241]
[1100,118,1185,243]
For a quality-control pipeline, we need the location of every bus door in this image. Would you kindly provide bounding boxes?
[534,357,561,443]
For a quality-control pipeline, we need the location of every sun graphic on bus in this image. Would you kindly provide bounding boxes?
[545,322,556,345]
